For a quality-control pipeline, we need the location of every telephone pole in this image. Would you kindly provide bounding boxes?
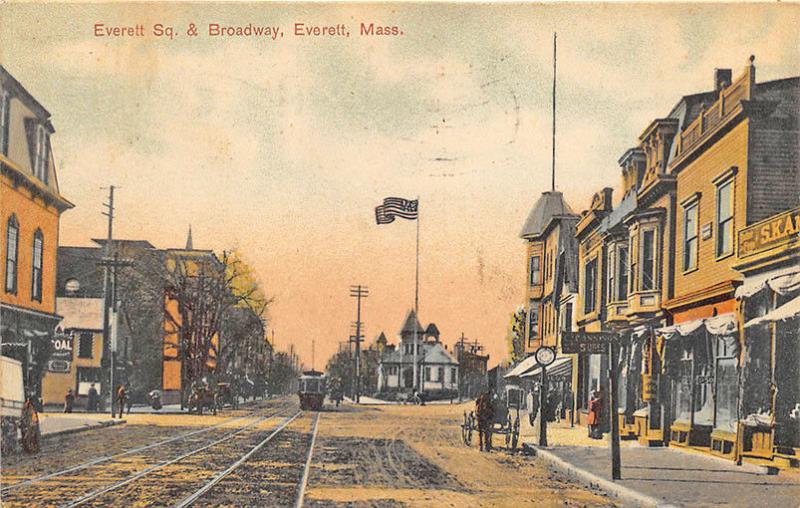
[349,285,368,403]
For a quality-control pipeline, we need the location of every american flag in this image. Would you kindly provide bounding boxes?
[375,197,418,224]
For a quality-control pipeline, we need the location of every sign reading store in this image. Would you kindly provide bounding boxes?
[738,207,800,258]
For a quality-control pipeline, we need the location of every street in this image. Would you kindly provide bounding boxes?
[0,398,613,507]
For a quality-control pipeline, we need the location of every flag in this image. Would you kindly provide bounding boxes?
[375,197,418,224]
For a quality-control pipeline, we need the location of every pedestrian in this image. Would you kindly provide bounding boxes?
[87,383,99,413]
[63,388,75,413]
[475,390,495,452]
[125,384,133,415]
[20,395,40,454]
[528,387,540,427]
[587,390,603,439]
[116,384,127,419]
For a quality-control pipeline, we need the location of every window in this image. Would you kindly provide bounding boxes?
[5,215,19,294]
[561,303,573,333]
[683,203,699,271]
[31,230,43,301]
[607,248,615,302]
[34,125,50,184]
[716,179,734,257]
[584,258,597,314]
[529,256,541,286]
[528,303,539,345]
[617,246,628,301]
[640,230,656,291]
[437,367,444,382]
[451,367,457,383]
[0,88,9,156]
[425,367,431,382]
[78,332,93,359]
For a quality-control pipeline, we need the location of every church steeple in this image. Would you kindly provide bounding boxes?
[185,225,193,250]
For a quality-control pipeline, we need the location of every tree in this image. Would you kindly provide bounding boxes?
[506,307,527,364]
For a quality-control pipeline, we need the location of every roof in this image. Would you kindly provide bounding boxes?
[424,323,440,337]
[380,342,458,365]
[91,239,157,249]
[519,191,577,239]
[400,310,424,336]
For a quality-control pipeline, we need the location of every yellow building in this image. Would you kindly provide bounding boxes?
[0,65,73,400]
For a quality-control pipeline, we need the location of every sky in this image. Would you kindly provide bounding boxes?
[1,2,798,369]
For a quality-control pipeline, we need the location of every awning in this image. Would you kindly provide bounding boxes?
[736,265,800,299]
[521,357,572,379]
[656,312,737,340]
[745,294,800,328]
[503,355,539,379]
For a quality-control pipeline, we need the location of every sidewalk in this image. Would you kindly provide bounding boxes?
[38,412,125,438]
[519,413,800,507]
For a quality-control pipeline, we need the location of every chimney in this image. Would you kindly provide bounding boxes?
[714,68,732,92]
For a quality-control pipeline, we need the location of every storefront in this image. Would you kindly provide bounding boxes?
[657,312,739,452]
[0,304,61,401]
[736,264,800,466]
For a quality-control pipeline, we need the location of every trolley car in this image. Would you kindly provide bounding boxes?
[298,370,326,410]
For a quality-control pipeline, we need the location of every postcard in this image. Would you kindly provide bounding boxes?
[1,2,798,506]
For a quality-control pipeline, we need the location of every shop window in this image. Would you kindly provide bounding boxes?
[716,178,734,257]
[5,215,18,294]
[529,255,540,286]
[683,202,699,271]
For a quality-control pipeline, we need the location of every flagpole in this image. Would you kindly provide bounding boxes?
[414,196,420,392]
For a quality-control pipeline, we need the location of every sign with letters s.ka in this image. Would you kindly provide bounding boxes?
[561,331,619,354]
[738,207,800,258]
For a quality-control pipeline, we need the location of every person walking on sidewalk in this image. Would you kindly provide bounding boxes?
[87,383,99,413]
[21,395,41,454]
[116,384,127,419]
[63,389,75,413]
[587,390,603,439]
[476,390,495,452]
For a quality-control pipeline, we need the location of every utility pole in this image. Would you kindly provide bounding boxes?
[100,186,115,418]
[349,285,368,403]
[609,341,622,480]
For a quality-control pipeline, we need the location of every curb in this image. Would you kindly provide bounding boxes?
[524,444,677,508]
[42,418,126,441]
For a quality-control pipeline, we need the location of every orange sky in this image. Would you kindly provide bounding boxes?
[2,2,798,369]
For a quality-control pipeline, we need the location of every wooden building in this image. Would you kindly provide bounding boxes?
[0,66,73,401]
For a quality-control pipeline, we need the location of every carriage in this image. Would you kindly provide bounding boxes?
[298,370,326,410]
[461,388,522,451]
[187,384,217,415]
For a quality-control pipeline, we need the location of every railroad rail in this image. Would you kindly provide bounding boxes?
[59,406,298,508]
[1,401,288,494]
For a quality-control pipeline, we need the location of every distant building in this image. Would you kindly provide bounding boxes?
[453,334,489,399]
[376,310,459,395]
[1,66,74,402]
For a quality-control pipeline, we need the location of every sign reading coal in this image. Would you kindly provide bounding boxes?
[561,331,619,354]
[48,334,73,372]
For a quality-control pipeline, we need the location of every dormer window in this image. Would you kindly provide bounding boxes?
[0,87,9,156]
[34,124,50,184]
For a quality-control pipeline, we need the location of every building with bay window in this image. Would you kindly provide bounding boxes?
[0,66,73,401]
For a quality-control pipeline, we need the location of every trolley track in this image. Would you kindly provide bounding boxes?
[0,403,296,507]
[176,411,321,508]
[1,400,289,494]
